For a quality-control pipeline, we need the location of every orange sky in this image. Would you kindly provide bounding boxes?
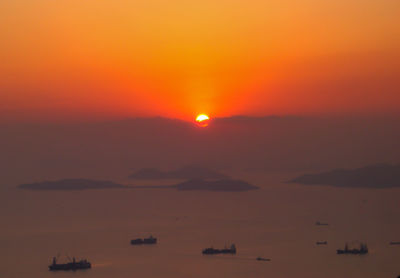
[1,0,399,122]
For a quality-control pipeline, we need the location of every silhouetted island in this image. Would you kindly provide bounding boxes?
[19,178,258,192]
[290,163,400,188]
[19,179,125,191]
[175,178,259,191]
[129,165,228,180]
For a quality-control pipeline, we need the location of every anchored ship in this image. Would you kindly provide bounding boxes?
[202,244,236,255]
[337,243,368,255]
[256,257,270,261]
[48,257,91,271]
[131,235,157,245]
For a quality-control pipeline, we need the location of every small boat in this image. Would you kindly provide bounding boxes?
[256,257,270,261]
[316,241,328,245]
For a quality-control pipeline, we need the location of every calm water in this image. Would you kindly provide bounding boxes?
[1,173,399,278]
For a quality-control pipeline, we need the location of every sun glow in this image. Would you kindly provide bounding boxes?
[195,114,210,127]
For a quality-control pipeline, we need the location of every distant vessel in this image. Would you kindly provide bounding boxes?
[316,241,328,245]
[389,241,400,245]
[256,257,270,261]
[131,235,157,245]
[202,244,236,255]
[315,221,329,226]
[337,243,368,255]
[48,257,91,271]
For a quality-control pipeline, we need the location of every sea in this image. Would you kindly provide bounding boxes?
[1,172,399,278]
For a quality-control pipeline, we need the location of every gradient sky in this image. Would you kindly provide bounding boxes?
[1,0,399,121]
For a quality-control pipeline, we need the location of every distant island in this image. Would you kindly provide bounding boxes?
[129,165,229,180]
[19,179,126,191]
[174,178,259,192]
[19,177,258,192]
[290,164,400,188]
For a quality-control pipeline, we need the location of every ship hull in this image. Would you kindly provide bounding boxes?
[49,263,91,271]
[202,248,236,255]
[131,238,157,245]
[337,250,368,255]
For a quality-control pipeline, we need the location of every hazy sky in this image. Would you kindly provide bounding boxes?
[1,0,399,121]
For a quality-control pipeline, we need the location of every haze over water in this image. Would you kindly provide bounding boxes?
[0,117,399,277]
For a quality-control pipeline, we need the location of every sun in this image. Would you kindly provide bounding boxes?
[196,114,209,122]
[195,114,210,127]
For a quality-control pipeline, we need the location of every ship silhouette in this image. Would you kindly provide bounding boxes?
[131,235,157,245]
[48,257,91,271]
[337,243,368,255]
[202,244,236,255]
[256,257,270,261]
[315,221,329,226]
[316,241,328,245]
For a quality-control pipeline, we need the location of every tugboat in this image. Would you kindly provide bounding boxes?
[316,241,328,245]
[48,257,91,271]
[202,244,236,255]
[337,243,368,255]
[131,235,157,245]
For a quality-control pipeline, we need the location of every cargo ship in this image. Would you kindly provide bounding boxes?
[337,243,368,255]
[48,257,91,271]
[202,244,236,255]
[131,235,157,245]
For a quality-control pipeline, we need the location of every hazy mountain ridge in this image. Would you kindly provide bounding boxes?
[2,116,400,187]
[290,163,400,188]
